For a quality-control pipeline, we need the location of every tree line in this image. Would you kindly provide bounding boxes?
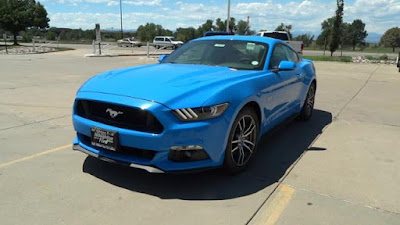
[1,0,400,52]
[135,17,254,43]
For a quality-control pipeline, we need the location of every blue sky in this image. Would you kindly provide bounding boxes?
[38,0,399,34]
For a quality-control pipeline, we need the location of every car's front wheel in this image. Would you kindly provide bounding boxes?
[224,108,259,173]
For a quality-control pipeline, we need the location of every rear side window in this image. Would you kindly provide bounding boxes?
[269,44,289,69]
[155,38,164,41]
[283,45,299,62]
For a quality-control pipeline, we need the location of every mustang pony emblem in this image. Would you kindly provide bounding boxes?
[106,108,123,118]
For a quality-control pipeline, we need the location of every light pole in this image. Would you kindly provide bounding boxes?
[226,0,231,32]
[120,0,123,39]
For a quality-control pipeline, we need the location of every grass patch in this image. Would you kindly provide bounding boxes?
[302,55,352,62]
[364,54,390,61]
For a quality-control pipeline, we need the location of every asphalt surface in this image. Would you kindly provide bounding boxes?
[0,49,399,225]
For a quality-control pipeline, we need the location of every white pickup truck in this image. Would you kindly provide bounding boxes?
[256,31,303,55]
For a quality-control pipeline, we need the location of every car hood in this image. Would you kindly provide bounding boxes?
[79,63,260,109]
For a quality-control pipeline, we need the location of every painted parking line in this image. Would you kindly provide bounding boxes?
[0,144,72,169]
[249,184,295,225]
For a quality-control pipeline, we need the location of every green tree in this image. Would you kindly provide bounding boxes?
[329,0,344,56]
[197,19,214,36]
[345,19,367,50]
[0,0,49,45]
[228,17,236,32]
[215,18,226,31]
[316,17,335,51]
[380,27,400,52]
[237,20,249,35]
[136,23,172,42]
[46,31,56,40]
[294,34,314,47]
[275,23,293,39]
[175,27,197,42]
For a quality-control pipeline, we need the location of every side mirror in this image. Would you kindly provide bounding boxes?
[278,61,296,71]
[158,54,168,62]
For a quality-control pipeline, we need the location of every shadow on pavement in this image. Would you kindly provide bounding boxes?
[82,109,332,200]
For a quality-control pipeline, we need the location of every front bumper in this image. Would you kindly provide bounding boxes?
[73,144,164,173]
[72,91,233,173]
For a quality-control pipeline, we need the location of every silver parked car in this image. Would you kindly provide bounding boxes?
[117,37,142,47]
[153,36,183,49]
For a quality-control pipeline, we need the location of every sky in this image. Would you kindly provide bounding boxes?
[37,0,400,35]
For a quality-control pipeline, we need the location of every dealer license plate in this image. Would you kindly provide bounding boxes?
[91,127,119,151]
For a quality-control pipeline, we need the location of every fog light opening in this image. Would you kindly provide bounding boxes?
[169,145,209,162]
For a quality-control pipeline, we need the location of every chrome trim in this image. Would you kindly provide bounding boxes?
[73,144,164,173]
[180,108,193,119]
[186,108,198,118]
[175,109,187,120]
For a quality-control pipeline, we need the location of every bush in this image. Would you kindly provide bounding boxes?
[379,54,388,60]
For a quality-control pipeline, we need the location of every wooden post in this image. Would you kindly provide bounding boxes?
[147,42,150,58]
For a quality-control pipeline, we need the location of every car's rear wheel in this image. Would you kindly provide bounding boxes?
[224,108,259,173]
[299,82,316,121]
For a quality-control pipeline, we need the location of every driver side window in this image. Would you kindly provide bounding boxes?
[269,44,289,69]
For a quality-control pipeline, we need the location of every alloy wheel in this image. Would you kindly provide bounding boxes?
[230,115,257,166]
[305,84,315,117]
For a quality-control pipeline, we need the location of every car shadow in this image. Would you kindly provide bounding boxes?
[82,109,332,200]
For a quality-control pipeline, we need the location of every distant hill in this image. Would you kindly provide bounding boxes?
[366,32,382,43]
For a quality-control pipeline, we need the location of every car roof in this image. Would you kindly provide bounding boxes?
[193,35,282,45]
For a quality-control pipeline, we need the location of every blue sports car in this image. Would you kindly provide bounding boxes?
[72,35,316,173]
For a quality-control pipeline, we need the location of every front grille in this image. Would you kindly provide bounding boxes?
[79,134,156,160]
[75,100,163,134]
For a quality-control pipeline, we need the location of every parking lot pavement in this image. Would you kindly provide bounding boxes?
[0,50,399,225]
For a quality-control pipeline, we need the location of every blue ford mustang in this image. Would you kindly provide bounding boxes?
[72,36,316,173]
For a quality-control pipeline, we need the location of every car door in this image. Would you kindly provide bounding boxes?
[266,44,299,122]
[281,44,304,109]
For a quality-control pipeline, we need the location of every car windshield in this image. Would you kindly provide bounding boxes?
[168,37,177,41]
[162,40,269,70]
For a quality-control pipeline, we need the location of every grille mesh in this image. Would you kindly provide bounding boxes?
[76,100,163,134]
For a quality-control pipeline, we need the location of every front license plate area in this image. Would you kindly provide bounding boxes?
[91,127,119,151]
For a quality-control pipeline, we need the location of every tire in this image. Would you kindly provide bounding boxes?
[299,82,316,121]
[223,108,259,173]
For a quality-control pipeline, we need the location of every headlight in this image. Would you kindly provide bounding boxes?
[173,103,229,121]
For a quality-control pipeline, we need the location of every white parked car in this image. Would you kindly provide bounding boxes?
[117,37,142,47]
[153,36,183,49]
[256,31,303,55]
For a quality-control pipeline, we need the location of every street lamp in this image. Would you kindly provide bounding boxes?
[226,0,231,32]
[120,0,123,39]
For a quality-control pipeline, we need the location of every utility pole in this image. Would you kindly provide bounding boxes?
[120,0,123,39]
[226,0,231,32]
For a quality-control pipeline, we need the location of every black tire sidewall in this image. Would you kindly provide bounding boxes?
[223,108,259,173]
[299,83,316,121]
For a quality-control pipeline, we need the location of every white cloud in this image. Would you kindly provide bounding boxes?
[345,0,400,33]
[123,0,162,6]
[107,1,118,6]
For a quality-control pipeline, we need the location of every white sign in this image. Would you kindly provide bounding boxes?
[95,23,101,42]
